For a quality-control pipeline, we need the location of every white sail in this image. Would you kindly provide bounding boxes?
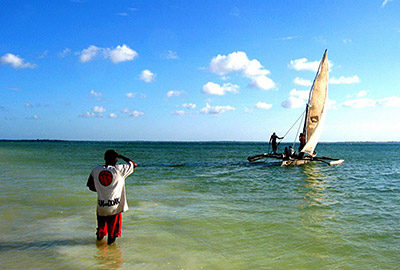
[301,50,329,155]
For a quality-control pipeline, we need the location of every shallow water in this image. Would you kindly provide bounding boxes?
[0,141,399,269]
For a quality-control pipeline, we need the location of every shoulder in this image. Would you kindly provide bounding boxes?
[91,165,104,173]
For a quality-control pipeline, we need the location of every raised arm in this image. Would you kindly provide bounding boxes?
[117,153,137,168]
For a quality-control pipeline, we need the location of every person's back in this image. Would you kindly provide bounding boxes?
[87,150,137,245]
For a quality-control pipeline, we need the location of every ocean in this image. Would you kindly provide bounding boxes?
[0,141,399,269]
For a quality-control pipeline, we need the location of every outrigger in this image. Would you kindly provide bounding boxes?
[247,50,344,167]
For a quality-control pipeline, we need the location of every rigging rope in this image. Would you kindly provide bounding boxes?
[276,110,306,147]
[293,111,305,148]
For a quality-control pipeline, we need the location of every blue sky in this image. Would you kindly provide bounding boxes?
[1,0,399,141]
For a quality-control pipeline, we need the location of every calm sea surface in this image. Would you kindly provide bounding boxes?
[0,141,399,269]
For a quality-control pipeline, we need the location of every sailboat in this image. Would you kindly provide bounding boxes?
[247,50,344,166]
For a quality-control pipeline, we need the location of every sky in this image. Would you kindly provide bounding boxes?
[1,0,400,142]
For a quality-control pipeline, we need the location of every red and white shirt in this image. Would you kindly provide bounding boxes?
[91,161,134,216]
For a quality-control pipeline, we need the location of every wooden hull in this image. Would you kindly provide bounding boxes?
[281,159,311,167]
[247,153,343,166]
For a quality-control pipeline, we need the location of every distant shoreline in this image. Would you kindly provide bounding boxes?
[1,139,399,143]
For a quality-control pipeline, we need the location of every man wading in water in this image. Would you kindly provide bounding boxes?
[87,150,137,245]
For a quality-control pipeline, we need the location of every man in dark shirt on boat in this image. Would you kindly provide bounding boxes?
[269,132,283,154]
[298,133,306,159]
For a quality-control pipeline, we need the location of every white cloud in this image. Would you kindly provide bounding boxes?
[1,53,37,69]
[338,95,400,109]
[25,103,32,108]
[108,44,138,63]
[93,106,106,113]
[208,51,275,90]
[59,48,71,58]
[121,108,130,114]
[129,110,144,117]
[182,103,196,109]
[126,92,136,98]
[377,96,400,107]
[341,98,376,109]
[329,75,360,84]
[294,77,312,86]
[80,44,138,63]
[80,45,101,62]
[202,82,239,96]
[254,102,272,110]
[140,69,155,82]
[90,90,103,97]
[276,36,297,41]
[109,113,118,118]
[199,103,235,115]
[172,110,186,116]
[248,75,275,90]
[357,90,368,98]
[281,89,310,109]
[167,90,184,98]
[288,58,320,72]
[382,0,392,7]
[163,50,179,59]
[79,112,94,118]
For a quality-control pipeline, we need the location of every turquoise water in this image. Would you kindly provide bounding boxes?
[0,141,399,269]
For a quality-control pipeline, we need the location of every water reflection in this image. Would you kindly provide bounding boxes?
[95,241,124,270]
[298,164,339,221]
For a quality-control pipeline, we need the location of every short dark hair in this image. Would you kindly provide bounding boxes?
[104,149,118,162]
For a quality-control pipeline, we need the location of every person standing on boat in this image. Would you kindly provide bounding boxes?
[299,133,306,152]
[86,150,137,245]
[298,133,306,159]
[269,132,283,154]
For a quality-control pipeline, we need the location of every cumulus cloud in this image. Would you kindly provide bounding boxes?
[208,51,275,90]
[167,90,184,98]
[182,103,196,109]
[126,92,136,98]
[341,98,376,109]
[80,45,101,62]
[162,50,179,59]
[172,110,186,116]
[90,90,103,98]
[79,106,107,118]
[93,106,106,113]
[202,82,239,96]
[129,110,144,117]
[288,58,320,72]
[341,95,400,109]
[79,112,95,118]
[329,75,360,84]
[377,96,400,107]
[80,44,138,63]
[108,44,138,63]
[199,103,235,115]
[254,102,272,110]
[357,90,368,98]
[281,89,310,109]
[1,53,37,69]
[140,69,156,82]
[248,75,275,90]
[108,113,118,118]
[294,77,312,86]
[59,48,71,58]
